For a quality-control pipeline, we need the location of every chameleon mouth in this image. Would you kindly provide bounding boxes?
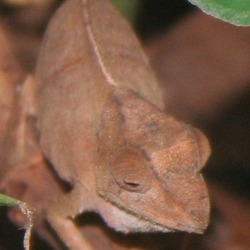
[117,202,205,233]
[99,192,206,234]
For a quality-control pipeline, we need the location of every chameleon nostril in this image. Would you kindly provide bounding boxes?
[190,209,200,217]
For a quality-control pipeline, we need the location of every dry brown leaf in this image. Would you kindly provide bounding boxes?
[205,184,250,250]
[147,11,250,125]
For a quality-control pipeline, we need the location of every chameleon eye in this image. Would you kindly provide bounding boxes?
[110,148,151,193]
[114,167,147,192]
[123,180,140,190]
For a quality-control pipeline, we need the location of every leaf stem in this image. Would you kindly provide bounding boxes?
[0,193,34,250]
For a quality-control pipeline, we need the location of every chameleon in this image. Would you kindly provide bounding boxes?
[0,0,210,249]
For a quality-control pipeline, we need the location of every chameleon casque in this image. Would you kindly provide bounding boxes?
[0,0,210,249]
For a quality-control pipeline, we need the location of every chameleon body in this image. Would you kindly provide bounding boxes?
[0,0,210,249]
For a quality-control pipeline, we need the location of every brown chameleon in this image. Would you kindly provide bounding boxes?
[0,0,210,249]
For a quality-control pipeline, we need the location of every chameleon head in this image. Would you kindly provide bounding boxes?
[95,89,210,233]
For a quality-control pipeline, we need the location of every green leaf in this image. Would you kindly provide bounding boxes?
[188,0,250,26]
[0,193,19,206]
[110,0,140,23]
